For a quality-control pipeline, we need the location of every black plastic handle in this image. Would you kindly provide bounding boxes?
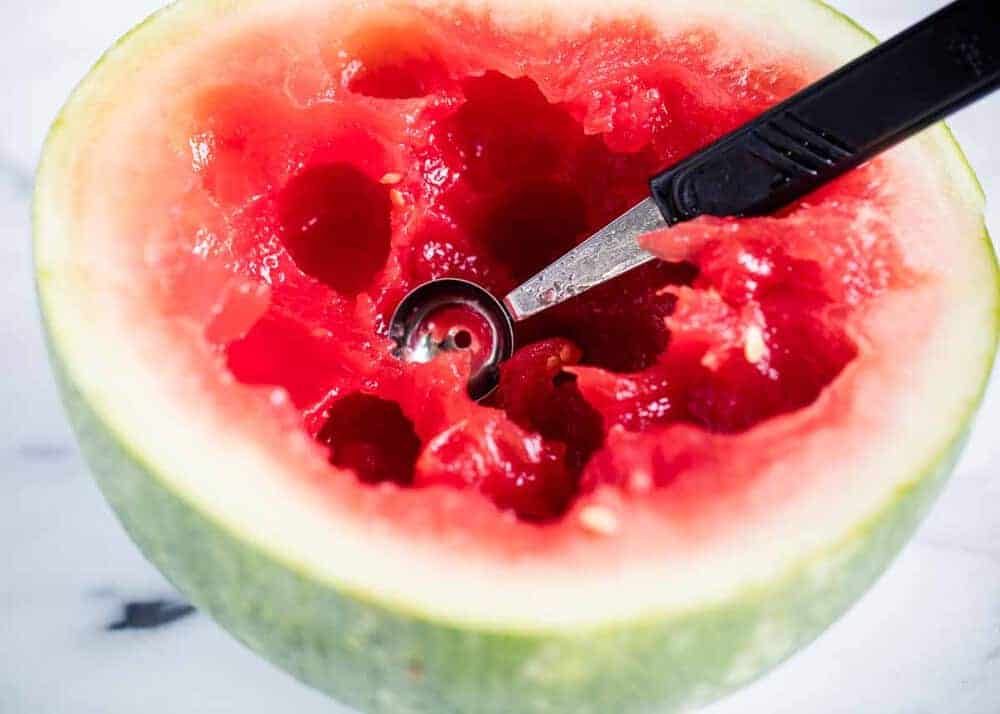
[649,0,1000,223]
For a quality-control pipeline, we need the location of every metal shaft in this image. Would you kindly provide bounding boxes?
[502,198,665,321]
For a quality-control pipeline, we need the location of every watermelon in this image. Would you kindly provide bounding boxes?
[33,0,999,712]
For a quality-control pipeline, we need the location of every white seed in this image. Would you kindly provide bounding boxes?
[743,325,767,364]
[390,189,406,208]
[579,505,619,536]
[628,469,653,494]
[380,172,403,185]
[270,388,289,407]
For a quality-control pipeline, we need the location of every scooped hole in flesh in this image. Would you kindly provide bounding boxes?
[317,393,421,485]
[278,163,392,296]
[342,18,451,99]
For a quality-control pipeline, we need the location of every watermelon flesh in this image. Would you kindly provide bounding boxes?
[176,15,913,523]
[183,16,900,521]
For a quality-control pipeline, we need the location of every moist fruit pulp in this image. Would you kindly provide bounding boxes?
[181,13,907,521]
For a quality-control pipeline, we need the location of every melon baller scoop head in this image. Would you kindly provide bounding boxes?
[390,0,1000,401]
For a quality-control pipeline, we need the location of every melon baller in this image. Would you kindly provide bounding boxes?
[390,0,1000,400]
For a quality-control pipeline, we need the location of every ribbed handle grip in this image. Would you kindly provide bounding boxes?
[649,0,1000,222]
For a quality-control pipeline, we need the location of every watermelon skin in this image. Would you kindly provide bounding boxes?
[33,0,1000,712]
[48,347,984,714]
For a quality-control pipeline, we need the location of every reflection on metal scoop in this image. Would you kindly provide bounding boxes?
[390,0,1000,400]
[389,278,515,400]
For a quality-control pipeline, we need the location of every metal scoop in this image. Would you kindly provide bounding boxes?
[390,0,1000,400]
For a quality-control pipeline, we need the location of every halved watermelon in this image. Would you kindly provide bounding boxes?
[34,0,999,712]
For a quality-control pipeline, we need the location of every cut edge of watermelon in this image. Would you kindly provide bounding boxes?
[46,343,976,712]
[33,0,999,636]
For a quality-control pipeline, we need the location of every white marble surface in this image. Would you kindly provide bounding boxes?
[2,1,999,712]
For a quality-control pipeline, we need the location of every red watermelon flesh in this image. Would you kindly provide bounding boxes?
[170,12,907,522]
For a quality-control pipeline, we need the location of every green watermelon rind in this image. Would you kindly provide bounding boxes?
[44,342,992,713]
[33,1,1000,712]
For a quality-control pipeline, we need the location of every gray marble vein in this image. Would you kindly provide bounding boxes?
[14,442,73,463]
[105,599,197,632]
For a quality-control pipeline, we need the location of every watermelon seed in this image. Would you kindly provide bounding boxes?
[743,325,768,364]
[628,469,653,494]
[578,505,619,536]
[270,388,290,407]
